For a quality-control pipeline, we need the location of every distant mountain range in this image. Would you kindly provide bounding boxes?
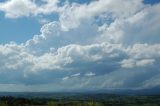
[0,87,160,97]
[88,87,160,95]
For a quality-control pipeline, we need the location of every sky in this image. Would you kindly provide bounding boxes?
[0,0,160,92]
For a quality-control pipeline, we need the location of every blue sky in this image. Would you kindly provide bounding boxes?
[143,0,160,4]
[0,0,159,92]
[0,0,90,44]
[0,14,40,43]
[0,0,159,44]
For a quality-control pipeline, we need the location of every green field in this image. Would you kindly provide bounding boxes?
[0,93,160,106]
